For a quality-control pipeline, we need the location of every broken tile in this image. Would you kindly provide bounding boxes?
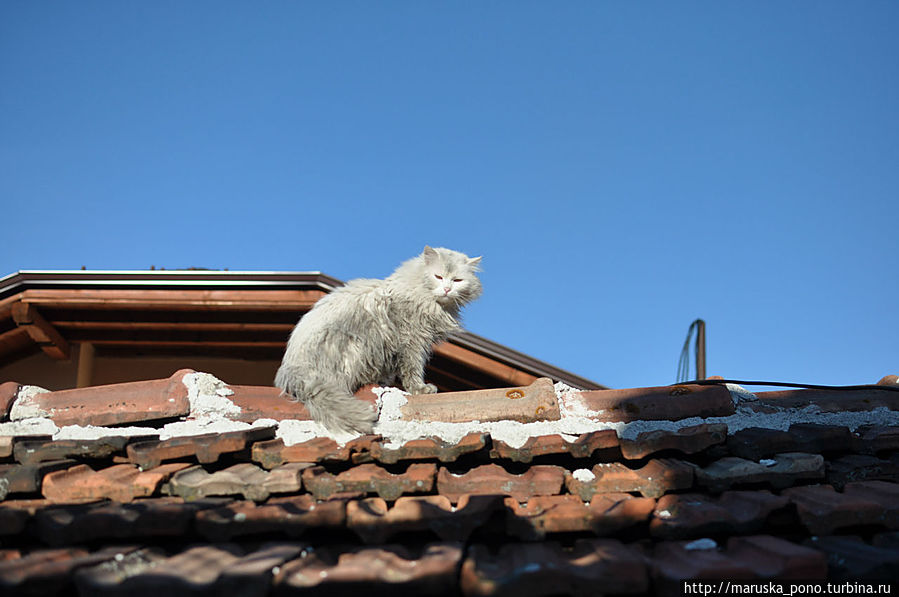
[572,383,734,422]
[34,497,229,546]
[195,494,346,541]
[0,546,136,597]
[727,424,853,460]
[0,381,19,422]
[400,377,560,424]
[489,430,619,463]
[805,536,899,581]
[565,459,694,500]
[505,493,655,540]
[827,455,899,489]
[165,462,308,501]
[696,452,824,492]
[371,432,488,464]
[756,387,899,413]
[783,484,885,535]
[461,539,649,596]
[436,463,565,504]
[251,434,379,469]
[620,423,727,460]
[127,424,276,469]
[41,462,191,503]
[347,494,503,544]
[9,369,193,427]
[274,542,464,596]
[15,435,155,466]
[650,490,789,539]
[0,460,75,499]
[302,463,436,502]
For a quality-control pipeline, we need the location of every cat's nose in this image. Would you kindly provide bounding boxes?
[443,287,451,294]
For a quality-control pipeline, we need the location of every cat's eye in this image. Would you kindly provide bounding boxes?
[434,275,443,280]
[453,279,462,282]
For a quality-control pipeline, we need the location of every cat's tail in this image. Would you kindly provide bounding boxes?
[274,366,378,435]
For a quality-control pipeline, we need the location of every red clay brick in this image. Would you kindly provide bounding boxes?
[490,430,619,463]
[127,424,276,469]
[461,539,648,596]
[620,423,727,460]
[783,484,886,535]
[347,494,503,544]
[565,459,694,500]
[302,462,436,501]
[696,452,824,492]
[505,493,655,540]
[0,381,19,422]
[651,490,789,539]
[371,432,488,464]
[275,542,464,596]
[12,369,193,427]
[726,535,828,579]
[165,462,308,502]
[42,462,191,503]
[572,383,735,422]
[756,387,899,412]
[401,377,561,424]
[251,434,380,469]
[195,494,346,541]
[436,463,565,504]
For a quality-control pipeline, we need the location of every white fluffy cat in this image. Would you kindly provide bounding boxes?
[275,246,483,434]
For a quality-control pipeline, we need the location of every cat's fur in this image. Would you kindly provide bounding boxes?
[275,246,483,434]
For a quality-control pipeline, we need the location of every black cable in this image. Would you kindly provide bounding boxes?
[673,378,899,393]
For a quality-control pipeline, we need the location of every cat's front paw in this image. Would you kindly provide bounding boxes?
[409,383,438,395]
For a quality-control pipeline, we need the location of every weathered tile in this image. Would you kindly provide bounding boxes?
[727,424,853,460]
[165,462,308,501]
[227,383,379,423]
[0,546,135,597]
[215,543,306,596]
[651,540,755,587]
[726,535,828,579]
[42,462,191,503]
[303,463,436,501]
[15,435,155,466]
[620,423,726,460]
[0,459,75,499]
[274,542,464,596]
[489,430,618,463]
[505,493,655,540]
[805,536,899,581]
[696,452,824,492]
[195,494,347,541]
[572,383,734,422]
[756,387,899,412]
[853,425,899,454]
[9,369,193,427]
[783,484,885,535]
[650,490,789,539]
[437,464,565,504]
[841,481,899,528]
[33,497,228,546]
[0,381,19,422]
[827,455,899,489]
[348,494,503,544]
[252,435,379,469]
[73,547,167,597]
[461,539,648,596]
[372,432,488,464]
[127,424,277,469]
[0,498,54,536]
[401,377,560,424]
[0,436,12,459]
[565,459,694,500]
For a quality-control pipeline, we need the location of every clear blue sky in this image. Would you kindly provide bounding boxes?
[2,2,896,390]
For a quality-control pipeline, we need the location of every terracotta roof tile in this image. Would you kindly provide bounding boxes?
[756,387,899,412]
[126,424,277,469]
[565,459,694,500]
[505,493,655,540]
[782,484,887,535]
[620,423,727,460]
[461,539,649,596]
[371,432,489,464]
[0,459,75,498]
[650,491,789,539]
[0,546,137,597]
[852,425,899,454]
[436,463,565,504]
[726,535,828,579]
[806,536,899,581]
[695,452,825,492]
[826,454,899,489]
[489,430,619,463]
[573,383,734,422]
[41,462,191,503]
[0,381,19,421]
[15,435,155,466]
[400,377,561,424]
[252,435,380,468]
[0,436,12,459]
[0,498,53,537]
[165,462,308,502]
[274,542,464,596]
[302,463,437,502]
[727,424,853,460]
[347,494,502,544]
[11,369,192,427]
[195,494,346,541]
[841,480,899,528]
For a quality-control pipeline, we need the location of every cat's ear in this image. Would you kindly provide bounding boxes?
[467,256,482,270]
[423,246,440,264]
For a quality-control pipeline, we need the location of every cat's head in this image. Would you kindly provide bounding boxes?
[420,246,483,307]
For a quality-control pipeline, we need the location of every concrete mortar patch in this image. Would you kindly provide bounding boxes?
[181,372,240,419]
[8,385,51,421]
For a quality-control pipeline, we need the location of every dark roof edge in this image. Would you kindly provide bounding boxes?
[0,270,344,300]
[451,330,608,391]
